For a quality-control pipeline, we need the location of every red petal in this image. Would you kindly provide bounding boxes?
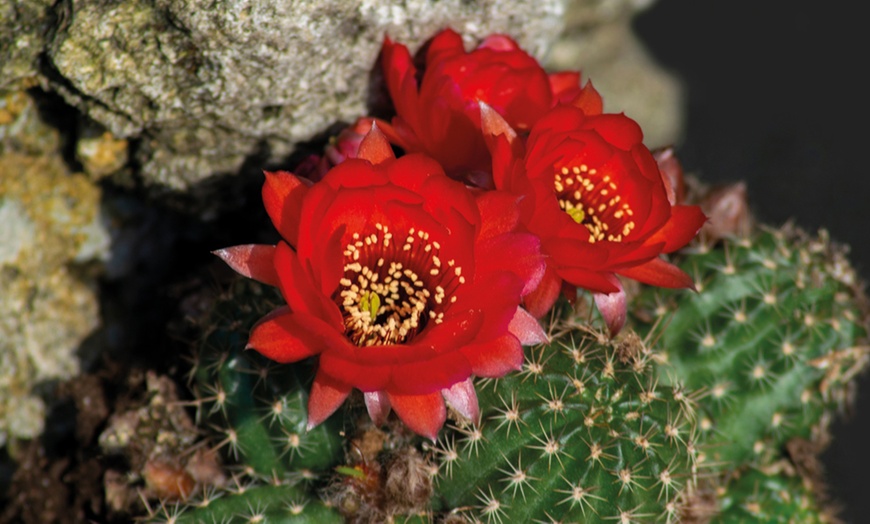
[653,146,684,206]
[262,171,308,244]
[369,118,406,148]
[357,121,395,165]
[457,273,524,341]
[543,237,610,269]
[570,80,604,115]
[247,309,340,363]
[548,71,580,101]
[386,391,447,441]
[475,190,521,240]
[556,267,621,295]
[381,37,422,132]
[273,242,343,328]
[593,277,626,338]
[618,257,696,289]
[318,351,392,392]
[588,113,644,151]
[485,131,523,191]
[478,34,520,52]
[426,28,465,63]
[508,307,548,345]
[461,333,524,378]
[523,265,563,318]
[480,101,518,143]
[475,232,544,296]
[442,378,480,424]
[364,391,392,427]
[212,244,279,287]
[389,352,472,395]
[306,370,352,430]
[645,205,707,253]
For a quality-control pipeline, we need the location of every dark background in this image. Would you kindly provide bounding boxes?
[635,2,870,521]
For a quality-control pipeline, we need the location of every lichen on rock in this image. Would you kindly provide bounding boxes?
[44,0,566,189]
[0,0,53,90]
[0,90,109,447]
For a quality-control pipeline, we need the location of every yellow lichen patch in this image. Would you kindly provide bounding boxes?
[0,91,29,125]
[0,90,61,155]
[0,153,107,267]
[77,131,129,180]
[1,118,107,444]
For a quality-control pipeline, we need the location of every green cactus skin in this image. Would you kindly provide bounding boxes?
[150,483,343,524]
[632,227,869,468]
[191,278,345,478]
[149,278,348,524]
[430,326,698,523]
[712,465,833,524]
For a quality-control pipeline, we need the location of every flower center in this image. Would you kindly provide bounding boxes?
[337,223,465,347]
[554,165,636,243]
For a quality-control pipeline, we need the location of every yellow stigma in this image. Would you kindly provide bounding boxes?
[359,291,381,319]
[566,206,585,224]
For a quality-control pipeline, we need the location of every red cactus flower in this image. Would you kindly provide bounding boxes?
[379,28,601,180]
[215,124,546,440]
[482,104,706,335]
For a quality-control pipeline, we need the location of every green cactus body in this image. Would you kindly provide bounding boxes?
[713,465,831,523]
[154,279,348,523]
[171,484,343,524]
[632,228,868,467]
[193,279,345,477]
[431,328,698,523]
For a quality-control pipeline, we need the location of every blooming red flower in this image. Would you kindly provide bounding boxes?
[379,28,601,180]
[215,124,546,440]
[482,104,706,335]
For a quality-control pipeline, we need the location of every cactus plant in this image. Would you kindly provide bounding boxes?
[146,225,869,524]
[713,464,833,524]
[428,322,699,523]
[191,278,345,478]
[147,28,869,524]
[631,227,868,469]
[146,278,349,523]
[171,484,343,524]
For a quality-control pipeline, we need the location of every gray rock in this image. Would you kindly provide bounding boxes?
[546,0,684,148]
[45,0,566,189]
[0,0,53,90]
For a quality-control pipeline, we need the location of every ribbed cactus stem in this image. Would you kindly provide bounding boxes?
[192,279,344,476]
[632,226,869,468]
[712,464,832,523]
[430,324,698,523]
[173,484,343,523]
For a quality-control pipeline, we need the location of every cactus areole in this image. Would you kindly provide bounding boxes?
[215,125,547,440]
